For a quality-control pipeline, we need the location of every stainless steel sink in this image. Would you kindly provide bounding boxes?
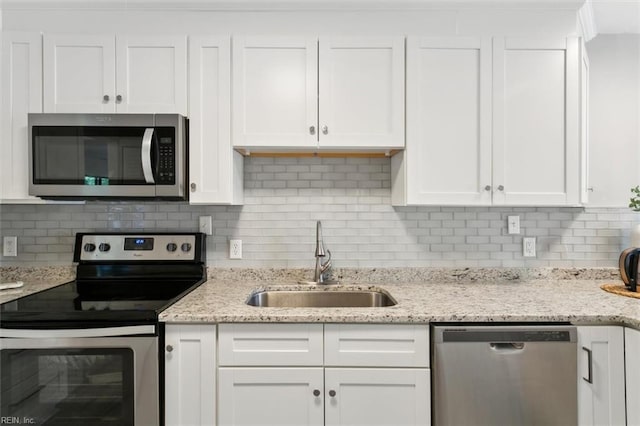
[246,289,397,308]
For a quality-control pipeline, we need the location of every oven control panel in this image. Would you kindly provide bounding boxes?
[77,234,200,262]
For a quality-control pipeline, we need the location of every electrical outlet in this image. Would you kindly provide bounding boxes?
[523,237,536,257]
[507,216,520,234]
[199,216,213,235]
[3,236,18,257]
[229,239,242,259]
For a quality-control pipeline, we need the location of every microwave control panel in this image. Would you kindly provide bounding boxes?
[156,128,175,184]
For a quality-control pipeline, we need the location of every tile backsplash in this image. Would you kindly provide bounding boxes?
[1,157,638,268]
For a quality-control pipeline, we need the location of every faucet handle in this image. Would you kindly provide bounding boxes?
[321,250,332,272]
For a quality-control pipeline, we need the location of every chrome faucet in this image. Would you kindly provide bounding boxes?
[313,221,333,284]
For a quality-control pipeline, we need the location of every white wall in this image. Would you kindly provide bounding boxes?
[1,7,577,37]
[586,34,640,207]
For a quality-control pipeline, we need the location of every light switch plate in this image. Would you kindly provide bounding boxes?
[199,216,213,235]
[507,216,520,234]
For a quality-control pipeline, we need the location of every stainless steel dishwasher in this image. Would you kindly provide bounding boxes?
[432,324,577,426]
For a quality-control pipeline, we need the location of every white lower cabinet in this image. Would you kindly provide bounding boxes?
[217,323,430,426]
[165,324,216,426]
[218,367,324,426]
[577,326,626,426]
[626,328,640,426]
[325,368,430,426]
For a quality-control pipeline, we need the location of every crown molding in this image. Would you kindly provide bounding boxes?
[578,0,598,41]
[0,0,585,12]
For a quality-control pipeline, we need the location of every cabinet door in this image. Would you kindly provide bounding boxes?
[318,37,404,149]
[232,36,318,149]
[577,326,626,426]
[405,36,492,205]
[43,34,116,113]
[626,328,640,426]
[218,367,324,426]
[115,35,187,114]
[325,368,430,426]
[1,32,43,203]
[188,36,243,204]
[165,324,216,426]
[492,36,580,205]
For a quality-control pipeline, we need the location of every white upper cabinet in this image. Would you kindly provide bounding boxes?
[403,36,492,205]
[232,36,404,151]
[43,34,115,113]
[394,35,581,206]
[1,32,43,203]
[318,37,405,149]
[232,36,318,149]
[188,36,243,204]
[44,34,187,114]
[492,36,580,206]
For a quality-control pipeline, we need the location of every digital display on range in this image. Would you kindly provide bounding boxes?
[124,237,154,251]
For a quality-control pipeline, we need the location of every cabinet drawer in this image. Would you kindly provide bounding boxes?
[324,324,429,367]
[218,323,323,366]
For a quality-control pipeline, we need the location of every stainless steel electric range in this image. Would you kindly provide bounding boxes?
[0,232,207,426]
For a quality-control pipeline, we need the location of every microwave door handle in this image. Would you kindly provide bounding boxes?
[141,128,155,184]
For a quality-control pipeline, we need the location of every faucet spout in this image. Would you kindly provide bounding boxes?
[315,221,326,258]
[311,220,335,284]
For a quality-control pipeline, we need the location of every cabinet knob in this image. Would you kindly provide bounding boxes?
[116,94,123,103]
[166,345,174,353]
[309,126,316,135]
[497,185,504,191]
[103,95,110,102]
[587,187,594,192]
[321,125,328,135]
[484,185,491,191]
[328,390,336,397]
[191,183,197,192]
[313,389,320,397]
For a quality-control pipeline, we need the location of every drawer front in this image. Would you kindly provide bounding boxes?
[218,323,324,366]
[324,324,429,367]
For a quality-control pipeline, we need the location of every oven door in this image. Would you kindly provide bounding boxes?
[0,326,158,426]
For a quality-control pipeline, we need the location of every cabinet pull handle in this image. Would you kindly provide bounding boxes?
[497,185,505,191]
[116,94,123,103]
[166,345,174,353]
[190,183,197,192]
[328,390,336,397]
[309,126,316,135]
[484,185,491,191]
[313,389,320,397]
[582,346,593,384]
[321,125,328,135]
[103,95,110,102]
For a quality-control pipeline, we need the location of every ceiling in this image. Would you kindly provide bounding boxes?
[589,0,640,33]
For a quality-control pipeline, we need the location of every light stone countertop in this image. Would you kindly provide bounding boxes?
[2,267,638,329]
[159,278,640,329]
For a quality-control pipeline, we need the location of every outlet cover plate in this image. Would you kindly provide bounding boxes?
[523,237,536,257]
[3,236,17,257]
[229,239,242,259]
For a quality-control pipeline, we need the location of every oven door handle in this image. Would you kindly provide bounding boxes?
[0,325,155,338]
[141,128,156,184]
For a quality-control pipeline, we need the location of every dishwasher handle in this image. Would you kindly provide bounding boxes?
[490,342,525,351]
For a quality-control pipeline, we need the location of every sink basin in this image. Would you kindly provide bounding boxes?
[246,289,397,308]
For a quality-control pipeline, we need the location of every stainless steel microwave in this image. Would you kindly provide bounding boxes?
[28,113,188,200]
